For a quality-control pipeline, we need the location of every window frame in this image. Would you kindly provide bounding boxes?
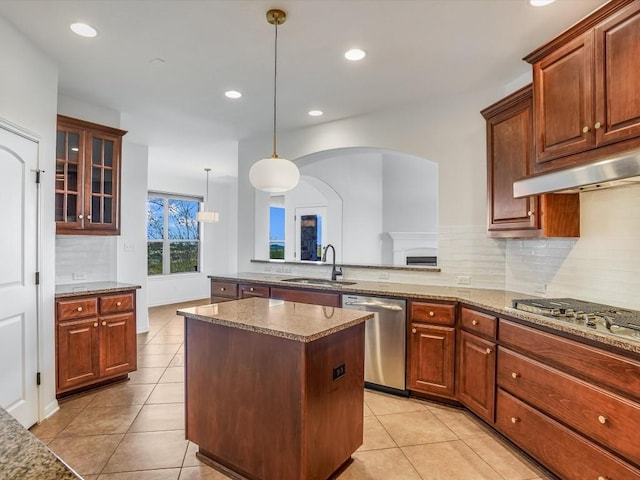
[147,191,203,276]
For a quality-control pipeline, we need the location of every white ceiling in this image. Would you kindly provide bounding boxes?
[0,0,606,177]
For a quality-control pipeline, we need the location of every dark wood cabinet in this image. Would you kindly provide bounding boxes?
[56,290,137,396]
[56,115,127,235]
[403,300,457,399]
[270,287,341,307]
[239,284,270,298]
[525,0,640,173]
[482,85,580,238]
[210,280,239,303]
[458,331,496,423]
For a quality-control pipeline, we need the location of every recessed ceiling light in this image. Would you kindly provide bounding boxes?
[70,22,97,38]
[225,90,242,99]
[345,48,366,61]
[308,110,323,117]
[529,0,555,6]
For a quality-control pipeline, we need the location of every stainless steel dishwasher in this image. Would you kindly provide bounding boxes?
[342,295,407,395]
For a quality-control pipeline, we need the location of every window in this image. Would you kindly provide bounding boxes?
[147,193,202,275]
[269,206,285,259]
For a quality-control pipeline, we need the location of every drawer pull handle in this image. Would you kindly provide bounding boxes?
[428,311,435,317]
[412,328,417,334]
[93,322,98,327]
[598,477,609,480]
[472,320,478,326]
[77,306,83,312]
[250,287,254,292]
[598,415,607,425]
[116,301,122,306]
[485,348,492,354]
[511,372,520,379]
[527,210,534,217]
[220,287,226,292]
[102,321,107,326]
[511,417,520,424]
[594,122,601,130]
[582,126,590,133]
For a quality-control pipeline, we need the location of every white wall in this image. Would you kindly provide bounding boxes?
[239,87,505,287]
[146,158,238,306]
[118,142,150,332]
[0,15,59,419]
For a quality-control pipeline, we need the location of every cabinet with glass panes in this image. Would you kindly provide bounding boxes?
[55,115,127,235]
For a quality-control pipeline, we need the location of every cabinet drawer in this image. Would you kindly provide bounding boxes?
[239,284,270,298]
[57,298,98,321]
[496,389,640,480]
[499,319,640,401]
[211,281,238,299]
[99,293,134,314]
[498,347,640,466]
[461,307,497,339]
[410,302,455,325]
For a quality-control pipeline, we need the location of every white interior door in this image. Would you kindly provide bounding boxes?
[0,125,39,428]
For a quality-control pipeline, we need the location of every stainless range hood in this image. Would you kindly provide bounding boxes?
[513,151,640,198]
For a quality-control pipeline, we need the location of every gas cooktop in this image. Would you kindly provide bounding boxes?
[512,298,640,342]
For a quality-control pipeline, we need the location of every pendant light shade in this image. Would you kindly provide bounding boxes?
[197,168,220,223]
[249,9,300,193]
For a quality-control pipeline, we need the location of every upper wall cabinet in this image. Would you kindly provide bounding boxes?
[525,0,640,174]
[481,85,580,238]
[56,115,127,235]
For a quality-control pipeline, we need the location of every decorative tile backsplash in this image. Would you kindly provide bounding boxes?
[55,236,117,285]
[506,184,640,310]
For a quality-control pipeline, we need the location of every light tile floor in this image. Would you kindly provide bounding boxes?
[31,300,554,480]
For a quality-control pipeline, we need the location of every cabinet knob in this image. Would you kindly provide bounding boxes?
[93,322,98,327]
[87,215,92,220]
[527,210,534,217]
[220,287,226,292]
[78,214,84,220]
[511,417,520,424]
[250,287,254,292]
[116,301,122,306]
[594,121,601,130]
[428,311,435,317]
[582,126,590,133]
[77,306,83,312]
[486,348,492,354]
[102,321,107,326]
[472,320,478,326]
[511,372,520,379]
[412,328,417,334]
[598,476,609,480]
[598,415,607,425]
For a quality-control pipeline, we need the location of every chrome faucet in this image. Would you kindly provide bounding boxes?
[322,244,343,281]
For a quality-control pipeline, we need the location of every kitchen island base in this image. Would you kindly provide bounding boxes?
[183,309,366,480]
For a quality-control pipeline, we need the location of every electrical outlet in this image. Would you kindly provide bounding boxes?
[378,271,390,280]
[72,272,87,281]
[456,275,471,285]
[282,267,292,274]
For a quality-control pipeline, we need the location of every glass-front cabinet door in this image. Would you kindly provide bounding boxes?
[55,126,85,231]
[56,115,126,235]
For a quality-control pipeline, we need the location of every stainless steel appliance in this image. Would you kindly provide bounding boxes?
[513,298,640,341]
[342,295,407,395]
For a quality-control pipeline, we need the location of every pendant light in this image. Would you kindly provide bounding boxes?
[249,9,300,193]
[196,168,220,223]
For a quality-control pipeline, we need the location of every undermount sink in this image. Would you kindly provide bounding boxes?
[281,277,357,286]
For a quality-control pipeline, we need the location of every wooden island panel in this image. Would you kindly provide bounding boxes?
[184,310,365,480]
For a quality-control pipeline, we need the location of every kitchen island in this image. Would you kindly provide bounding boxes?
[178,298,373,480]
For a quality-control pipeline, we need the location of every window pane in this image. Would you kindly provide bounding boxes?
[170,241,199,273]
[104,140,114,167]
[91,196,101,223]
[147,197,164,240]
[92,137,102,165]
[68,133,79,162]
[168,199,199,240]
[147,242,163,275]
[56,131,65,159]
[104,197,112,223]
[269,206,285,259]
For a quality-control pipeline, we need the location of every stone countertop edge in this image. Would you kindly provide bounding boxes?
[55,281,142,298]
[178,299,374,343]
[0,407,81,480]
[207,273,640,356]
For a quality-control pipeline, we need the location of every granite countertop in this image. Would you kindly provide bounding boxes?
[178,297,373,343]
[0,408,80,480]
[55,281,141,298]
[208,273,640,355]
